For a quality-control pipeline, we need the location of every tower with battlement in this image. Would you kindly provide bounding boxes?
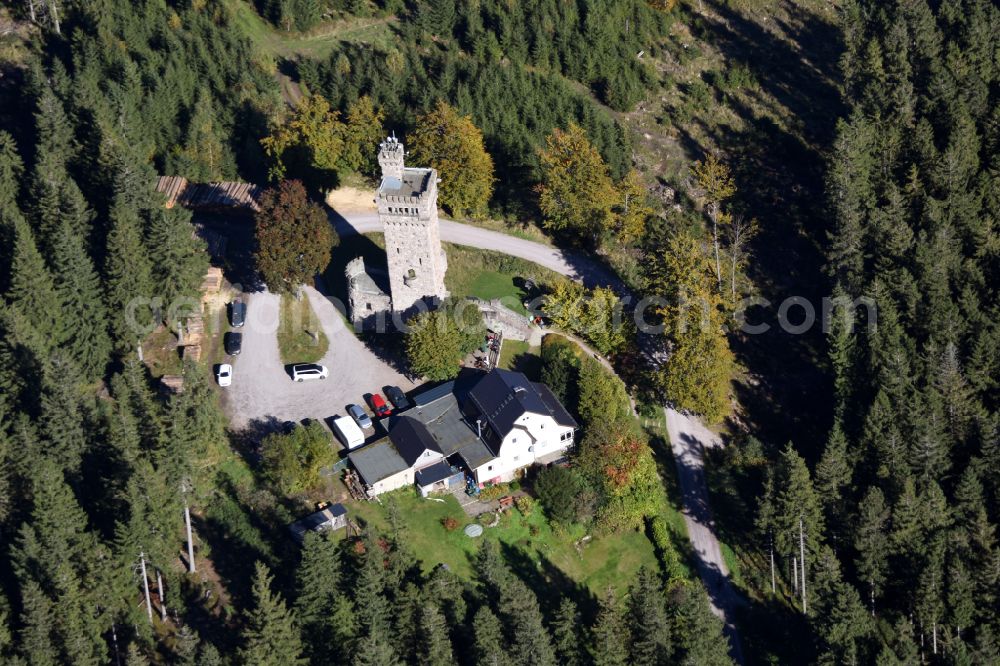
[375,136,448,314]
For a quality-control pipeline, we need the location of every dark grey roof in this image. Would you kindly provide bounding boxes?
[405,388,499,467]
[388,416,442,467]
[533,382,578,428]
[465,369,563,443]
[288,504,347,543]
[415,461,458,487]
[348,438,409,486]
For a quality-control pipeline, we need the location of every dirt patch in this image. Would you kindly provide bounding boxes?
[326,186,376,213]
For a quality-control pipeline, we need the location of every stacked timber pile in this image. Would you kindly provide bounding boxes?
[200,267,223,293]
[160,375,184,394]
[155,176,262,213]
[182,345,202,363]
[181,315,204,347]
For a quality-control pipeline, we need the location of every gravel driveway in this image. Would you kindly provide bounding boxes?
[665,407,744,664]
[222,286,418,430]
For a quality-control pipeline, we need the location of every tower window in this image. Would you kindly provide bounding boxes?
[419,257,422,266]
[396,248,400,254]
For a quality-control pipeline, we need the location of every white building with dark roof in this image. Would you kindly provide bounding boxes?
[346,369,578,497]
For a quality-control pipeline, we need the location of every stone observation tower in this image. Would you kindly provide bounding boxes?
[375,136,448,314]
[345,137,448,327]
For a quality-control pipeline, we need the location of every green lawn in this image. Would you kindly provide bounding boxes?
[344,489,659,597]
[498,340,542,380]
[277,293,329,364]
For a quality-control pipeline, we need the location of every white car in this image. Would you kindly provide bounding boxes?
[292,363,329,382]
[216,363,233,387]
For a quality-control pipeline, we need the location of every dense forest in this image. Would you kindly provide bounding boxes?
[2,0,999,663]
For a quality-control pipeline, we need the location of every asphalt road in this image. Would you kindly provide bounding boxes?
[222,286,418,431]
[331,211,623,289]
[665,407,745,663]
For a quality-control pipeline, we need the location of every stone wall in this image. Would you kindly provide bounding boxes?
[472,298,538,342]
[346,257,391,329]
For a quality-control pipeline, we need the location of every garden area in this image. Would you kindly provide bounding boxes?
[341,488,660,599]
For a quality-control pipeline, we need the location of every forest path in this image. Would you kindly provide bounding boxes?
[665,407,745,664]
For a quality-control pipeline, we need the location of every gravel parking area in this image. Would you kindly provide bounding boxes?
[222,285,418,432]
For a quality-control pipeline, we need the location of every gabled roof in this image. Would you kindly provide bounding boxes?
[533,382,579,429]
[388,416,442,467]
[465,369,576,444]
[348,438,409,486]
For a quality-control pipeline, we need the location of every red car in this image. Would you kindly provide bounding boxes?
[370,393,392,418]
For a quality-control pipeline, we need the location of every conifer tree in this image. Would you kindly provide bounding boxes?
[145,206,207,307]
[670,581,733,665]
[417,601,454,666]
[239,562,306,666]
[295,531,342,660]
[590,590,629,666]
[550,597,583,666]
[628,568,672,664]
[50,217,111,379]
[6,218,62,345]
[18,581,58,666]
[104,195,155,352]
[351,632,401,666]
[854,486,890,615]
[473,606,510,666]
[499,578,556,666]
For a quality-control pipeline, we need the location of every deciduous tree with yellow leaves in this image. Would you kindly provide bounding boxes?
[408,100,494,217]
[652,230,734,423]
[536,124,617,245]
[261,95,384,186]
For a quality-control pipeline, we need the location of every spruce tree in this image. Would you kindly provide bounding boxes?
[351,632,401,666]
[50,217,111,379]
[145,206,207,307]
[239,562,306,666]
[104,195,155,352]
[499,578,556,666]
[590,590,629,666]
[6,218,62,345]
[854,486,890,615]
[295,531,342,662]
[550,597,583,666]
[473,606,510,666]
[417,601,454,666]
[17,581,58,666]
[628,568,672,665]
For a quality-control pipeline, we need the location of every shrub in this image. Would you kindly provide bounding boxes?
[647,515,682,580]
[515,496,535,517]
[535,465,594,526]
[478,483,511,501]
[441,516,460,531]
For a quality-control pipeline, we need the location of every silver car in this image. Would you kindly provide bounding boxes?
[347,403,373,430]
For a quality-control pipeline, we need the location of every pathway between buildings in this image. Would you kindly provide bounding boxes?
[333,204,745,664]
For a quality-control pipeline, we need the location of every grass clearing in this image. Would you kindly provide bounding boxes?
[222,0,395,61]
[497,340,541,380]
[277,292,329,364]
[344,489,659,597]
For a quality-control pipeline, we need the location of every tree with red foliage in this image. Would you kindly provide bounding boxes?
[254,180,336,292]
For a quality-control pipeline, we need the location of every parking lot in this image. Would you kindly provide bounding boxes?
[222,286,418,434]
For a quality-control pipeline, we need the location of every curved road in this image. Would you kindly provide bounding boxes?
[333,206,744,663]
[331,211,623,289]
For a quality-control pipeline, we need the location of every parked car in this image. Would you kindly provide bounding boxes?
[332,415,365,449]
[347,403,373,430]
[216,363,232,387]
[224,332,242,355]
[384,385,411,411]
[230,299,246,327]
[291,363,328,382]
[369,393,392,418]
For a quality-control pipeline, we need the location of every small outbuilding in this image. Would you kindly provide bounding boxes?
[288,503,348,543]
[414,460,464,497]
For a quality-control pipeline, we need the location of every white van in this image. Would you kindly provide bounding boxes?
[332,415,365,449]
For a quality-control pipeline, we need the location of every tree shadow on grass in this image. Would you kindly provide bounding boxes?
[499,541,600,623]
